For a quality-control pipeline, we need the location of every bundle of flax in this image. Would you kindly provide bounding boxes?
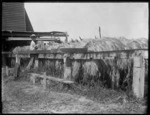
[72,61,81,81]
[82,61,99,85]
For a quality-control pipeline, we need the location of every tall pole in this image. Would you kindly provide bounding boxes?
[99,26,101,38]
[65,32,68,43]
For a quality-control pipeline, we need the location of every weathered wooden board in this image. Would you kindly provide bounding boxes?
[143,51,148,59]
[134,57,142,68]
[139,57,145,98]
[60,48,88,53]
[132,56,145,98]
[132,66,140,97]
[29,73,74,84]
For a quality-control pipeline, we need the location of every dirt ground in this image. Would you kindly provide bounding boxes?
[2,78,147,114]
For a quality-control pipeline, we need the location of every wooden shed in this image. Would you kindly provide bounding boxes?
[2,2,34,51]
[2,2,33,32]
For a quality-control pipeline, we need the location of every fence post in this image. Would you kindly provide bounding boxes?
[14,54,20,79]
[42,72,47,90]
[31,74,36,85]
[63,54,71,80]
[34,59,39,69]
[111,68,115,89]
[139,54,145,98]
[63,55,67,79]
[5,66,9,77]
[132,54,145,98]
[34,55,39,69]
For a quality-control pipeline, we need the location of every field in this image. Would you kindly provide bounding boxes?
[2,76,147,114]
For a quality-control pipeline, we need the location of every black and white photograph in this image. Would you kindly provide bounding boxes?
[2,2,148,114]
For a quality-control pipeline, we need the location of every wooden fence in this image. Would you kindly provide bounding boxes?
[2,48,148,98]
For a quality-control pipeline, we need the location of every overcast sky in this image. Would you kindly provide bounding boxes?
[25,3,148,40]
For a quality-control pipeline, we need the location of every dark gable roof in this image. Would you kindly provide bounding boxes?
[25,9,34,31]
[2,2,33,32]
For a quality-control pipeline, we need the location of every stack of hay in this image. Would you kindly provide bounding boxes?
[84,37,148,51]
[78,37,148,89]
[12,46,30,53]
[12,37,148,53]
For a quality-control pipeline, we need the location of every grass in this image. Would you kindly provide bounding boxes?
[18,70,148,107]
[49,83,146,114]
[45,77,147,105]
[3,77,147,114]
[3,70,147,114]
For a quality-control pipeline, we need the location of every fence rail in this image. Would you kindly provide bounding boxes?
[2,48,148,60]
[2,48,148,55]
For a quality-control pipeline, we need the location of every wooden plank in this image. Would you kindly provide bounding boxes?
[30,73,36,84]
[7,37,62,41]
[14,50,63,55]
[29,73,74,84]
[139,56,145,98]
[2,31,67,37]
[134,57,142,67]
[132,56,145,98]
[132,64,140,98]
[5,66,9,76]
[26,57,34,70]
[61,80,74,84]
[143,51,148,59]
[2,49,148,55]
[2,52,12,54]
[60,48,88,53]
[14,55,20,79]
[34,59,39,69]
[42,72,47,90]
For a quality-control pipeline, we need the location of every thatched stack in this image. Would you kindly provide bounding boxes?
[12,46,30,53]
[46,42,61,50]
[126,38,148,49]
[75,37,147,89]
[57,41,86,49]
[84,37,148,51]
[84,37,126,51]
[12,37,148,53]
